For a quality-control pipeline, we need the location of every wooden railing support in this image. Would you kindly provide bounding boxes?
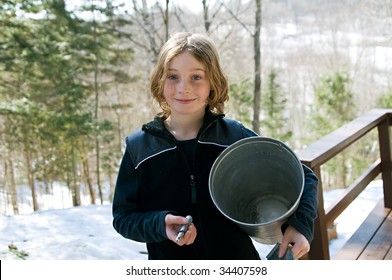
[297,108,392,259]
[306,166,330,260]
[378,117,392,208]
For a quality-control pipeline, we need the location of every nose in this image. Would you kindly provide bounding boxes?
[177,79,190,94]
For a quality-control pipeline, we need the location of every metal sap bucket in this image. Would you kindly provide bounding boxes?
[209,136,304,244]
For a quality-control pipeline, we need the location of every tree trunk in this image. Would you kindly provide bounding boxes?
[202,0,211,33]
[108,171,115,203]
[92,15,104,205]
[341,152,347,189]
[164,0,169,40]
[252,0,262,134]
[3,158,19,215]
[82,151,96,205]
[7,158,19,215]
[23,141,39,211]
[71,146,81,207]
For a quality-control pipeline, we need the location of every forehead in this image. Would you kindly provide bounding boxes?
[167,51,206,70]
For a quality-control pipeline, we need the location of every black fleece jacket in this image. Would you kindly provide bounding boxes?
[112,111,318,260]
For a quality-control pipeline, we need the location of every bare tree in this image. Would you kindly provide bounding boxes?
[253,0,262,134]
[131,0,168,60]
[202,0,224,34]
[223,0,262,134]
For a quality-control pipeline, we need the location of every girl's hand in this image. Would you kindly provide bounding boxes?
[279,225,310,259]
[165,214,197,246]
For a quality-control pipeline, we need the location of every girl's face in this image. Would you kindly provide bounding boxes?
[163,51,211,118]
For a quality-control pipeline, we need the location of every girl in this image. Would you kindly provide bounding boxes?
[112,32,318,260]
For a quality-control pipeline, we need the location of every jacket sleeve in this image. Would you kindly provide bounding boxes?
[282,164,319,243]
[112,148,171,243]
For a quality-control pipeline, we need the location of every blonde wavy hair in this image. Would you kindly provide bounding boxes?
[150,32,229,120]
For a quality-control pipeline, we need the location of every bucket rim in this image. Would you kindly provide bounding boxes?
[208,136,305,227]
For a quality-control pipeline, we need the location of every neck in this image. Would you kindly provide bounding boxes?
[165,112,205,141]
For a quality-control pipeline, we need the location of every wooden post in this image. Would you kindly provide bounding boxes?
[378,117,392,208]
[304,165,330,259]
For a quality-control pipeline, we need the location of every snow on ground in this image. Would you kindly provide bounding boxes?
[0,204,147,260]
[0,180,383,260]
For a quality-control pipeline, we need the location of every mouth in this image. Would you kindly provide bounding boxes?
[175,98,196,104]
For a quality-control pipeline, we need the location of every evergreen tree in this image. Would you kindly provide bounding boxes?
[0,0,96,208]
[310,72,373,189]
[261,69,292,142]
[312,72,355,135]
[71,0,134,204]
[0,0,51,210]
[229,79,253,128]
[0,0,134,210]
[377,87,392,108]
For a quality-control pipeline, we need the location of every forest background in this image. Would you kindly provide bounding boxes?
[1,0,391,216]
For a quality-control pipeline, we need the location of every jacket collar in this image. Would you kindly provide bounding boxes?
[142,110,224,140]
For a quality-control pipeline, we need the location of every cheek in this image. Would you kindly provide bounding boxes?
[197,84,211,100]
[163,82,174,97]
[200,91,210,101]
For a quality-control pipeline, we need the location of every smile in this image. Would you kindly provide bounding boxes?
[175,98,196,104]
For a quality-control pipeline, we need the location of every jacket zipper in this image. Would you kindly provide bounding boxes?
[190,174,196,204]
[190,143,209,259]
[175,139,197,205]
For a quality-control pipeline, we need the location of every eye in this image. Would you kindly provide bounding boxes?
[167,75,178,80]
[192,75,201,80]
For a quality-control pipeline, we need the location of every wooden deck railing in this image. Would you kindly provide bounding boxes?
[297,108,392,260]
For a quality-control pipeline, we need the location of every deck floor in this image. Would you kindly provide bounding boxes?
[334,199,392,260]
